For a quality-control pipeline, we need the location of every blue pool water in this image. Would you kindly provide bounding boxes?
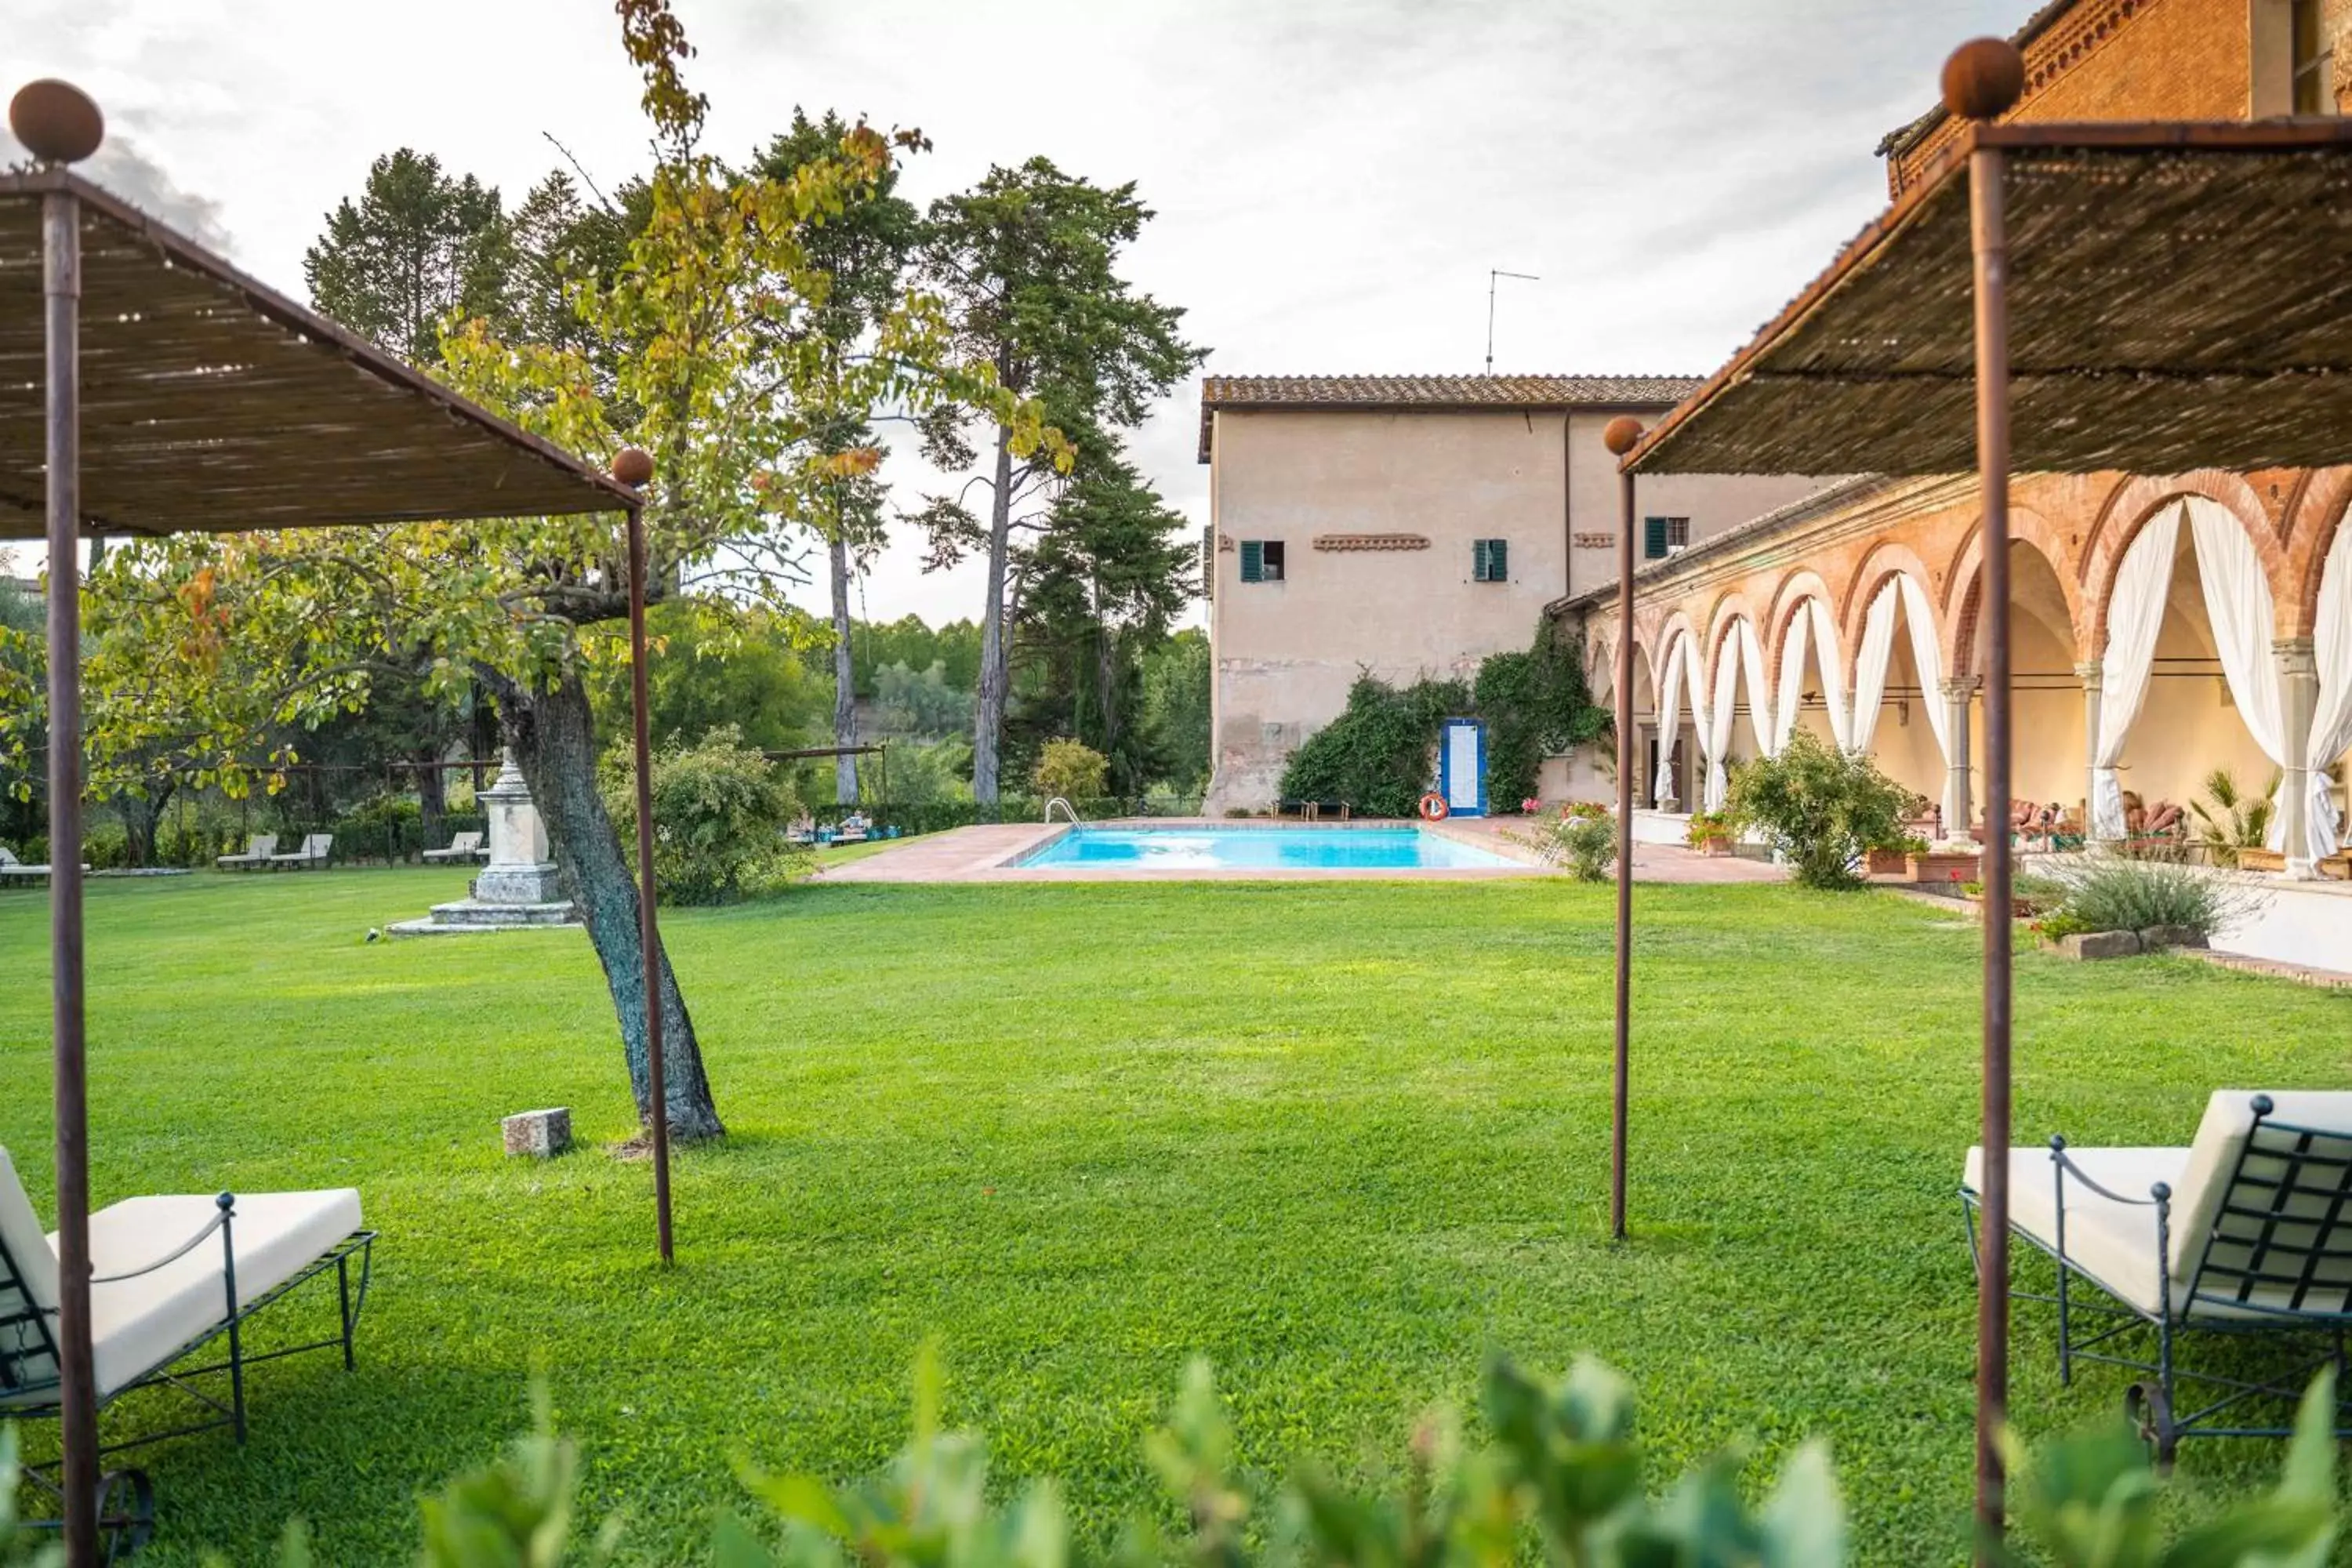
[1017,825,1516,870]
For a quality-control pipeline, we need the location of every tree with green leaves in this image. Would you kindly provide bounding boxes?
[759,111,924,806]
[914,160,1203,811]
[82,0,1054,1142]
[302,149,510,365]
[1014,452,1196,795]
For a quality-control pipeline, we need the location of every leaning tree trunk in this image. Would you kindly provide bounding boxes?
[829,532,859,806]
[488,665,724,1141]
[416,756,447,853]
[119,776,172,869]
[972,424,1015,814]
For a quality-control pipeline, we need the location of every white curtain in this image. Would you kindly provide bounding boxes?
[1678,637,1710,808]
[1737,619,1773,757]
[1900,575,1951,764]
[1808,598,1854,750]
[2091,503,2182,840]
[1653,639,1686,805]
[2308,522,2352,861]
[2187,497,2290,848]
[1846,582,1902,753]
[1704,635,1739,811]
[1773,611,1810,751]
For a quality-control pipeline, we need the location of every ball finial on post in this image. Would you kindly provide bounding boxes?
[1602,416,1644,458]
[612,448,654,488]
[9,80,104,165]
[1941,38,2025,122]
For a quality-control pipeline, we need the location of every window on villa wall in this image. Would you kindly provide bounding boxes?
[2293,0,2332,112]
[1240,539,1285,583]
[1472,539,1510,582]
[1642,517,1690,560]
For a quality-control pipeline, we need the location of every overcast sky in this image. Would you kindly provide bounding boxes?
[5,0,2023,627]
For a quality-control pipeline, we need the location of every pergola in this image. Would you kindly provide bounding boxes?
[1599,40,2352,1548]
[5,82,680,1563]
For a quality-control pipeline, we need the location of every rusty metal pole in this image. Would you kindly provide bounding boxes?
[1602,416,1643,1243]
[43,178,100,1568]
[617,454,673,1265]
[1947,38,2025,1554]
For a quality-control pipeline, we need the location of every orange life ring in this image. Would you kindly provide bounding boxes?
[1417,792,1450,822]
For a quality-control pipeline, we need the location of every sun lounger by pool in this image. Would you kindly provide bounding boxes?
[266,833,333,871]
[1963,1091,2352,1461]
[213,834,277,871]
[0,1144,374,1514]
[420,831,485,864]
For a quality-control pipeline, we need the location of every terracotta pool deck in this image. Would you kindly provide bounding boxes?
[816,817,1790,884]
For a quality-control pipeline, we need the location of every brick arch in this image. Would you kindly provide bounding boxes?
[1700,589,1764,691]
[2081,473,2290,648]
[1838,539,1940,688]
[1942,505,2085,674]
[1762,568,1842,673]
[2291,470,2352,637]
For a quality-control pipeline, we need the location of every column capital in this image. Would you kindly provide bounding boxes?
[1939,677,1977,701]
[2276,636,2318,678]
[2074,661,2103,688]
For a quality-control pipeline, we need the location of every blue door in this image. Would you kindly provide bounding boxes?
[1439,719,1486,817]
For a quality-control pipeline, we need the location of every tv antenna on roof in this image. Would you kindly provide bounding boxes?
[1486,268,1539,374]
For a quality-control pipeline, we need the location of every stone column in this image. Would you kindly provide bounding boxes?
[2075,661,2103,844]
[1940,677,1974,837]
[2277,637,2319,879]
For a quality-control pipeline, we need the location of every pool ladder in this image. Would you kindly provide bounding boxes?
[1043,797,1081,824]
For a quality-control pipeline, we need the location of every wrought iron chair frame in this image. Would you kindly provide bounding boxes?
[2,1190,375,1550]
[1962,1094,2352,1461]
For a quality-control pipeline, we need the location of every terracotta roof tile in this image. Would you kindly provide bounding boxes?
[1196,373,1702,461]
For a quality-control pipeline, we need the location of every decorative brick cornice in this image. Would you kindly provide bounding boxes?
[1312,532,1429,552]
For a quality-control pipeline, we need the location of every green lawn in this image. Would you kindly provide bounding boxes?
[1,869,2346,1563]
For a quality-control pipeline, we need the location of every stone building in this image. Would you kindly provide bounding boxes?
[1563,0,2352,875]
[1197,375,1824,813]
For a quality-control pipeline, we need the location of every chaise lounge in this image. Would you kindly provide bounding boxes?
[213,834,277,872]
[1962,1091,2352,1461]
[0,1146,375,1542]
[0,846,87,885]
[266,833,334,872]
[420,830,485,864]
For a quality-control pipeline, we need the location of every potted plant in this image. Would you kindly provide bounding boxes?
[2190,766,2281,870]
[1867,833,1926,878]
[1684,810,1734,857]
[1909,837,1981,884]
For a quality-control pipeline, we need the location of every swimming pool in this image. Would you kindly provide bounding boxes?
[1014,824,1519,871]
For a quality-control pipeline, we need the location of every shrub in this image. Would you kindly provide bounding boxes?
[1473,630,1609,809]
[2189,767,2278,868]
[1032,739,1109,800]
[1513,804,1617,881]
[1281,673,1468,818]
[1685,809,1731,847]
[1723,731,1909,891]
[2050,855,2259,940]
[599,725,804,906]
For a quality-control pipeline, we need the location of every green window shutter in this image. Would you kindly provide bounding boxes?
[1489,539,1507,580]
[1471,539,1490,581]
[1644,517,1668,559]
[1240,539,1264,583]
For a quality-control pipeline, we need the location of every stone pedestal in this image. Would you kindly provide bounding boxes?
[389,752,580,936]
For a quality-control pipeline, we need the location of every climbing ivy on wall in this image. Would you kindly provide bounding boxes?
[1277,624,1607,815]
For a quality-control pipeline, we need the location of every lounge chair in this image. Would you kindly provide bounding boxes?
[420,830,485,864]
[267,833,333,872]
[213,834,277,872]
[0,1145,375,1537]
[1963,1091,2352,1462]
[0,846,89,884]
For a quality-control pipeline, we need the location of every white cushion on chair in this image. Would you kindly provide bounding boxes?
[1967,1091,2352,1320]
[67,1189,360,1399]
[0,1147,63,1406]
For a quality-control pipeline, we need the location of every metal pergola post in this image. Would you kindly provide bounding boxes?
[42,172,101,1568]
[616,452,673,1265]
[1947,40,2025,1552]
[1602,416,1643,1243]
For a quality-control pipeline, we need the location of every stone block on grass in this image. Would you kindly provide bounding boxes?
[503,1106,572,1158]
[2056,930,2142,960]
[2137,925,2209,951]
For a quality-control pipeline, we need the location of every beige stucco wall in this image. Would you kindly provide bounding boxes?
[1205,404,1828,811]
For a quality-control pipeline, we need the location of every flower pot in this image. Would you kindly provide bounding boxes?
[1697,835,1733,858]
[1864,848,1909,877]
[1908,851,1980,884]
[2321,854,2350,882]
[2235,847,2288,874]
